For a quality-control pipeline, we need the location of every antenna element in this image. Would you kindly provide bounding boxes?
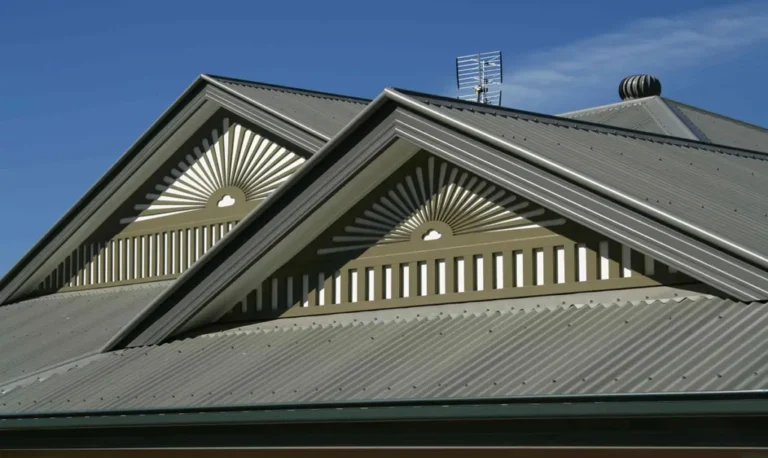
[456,51,503,105]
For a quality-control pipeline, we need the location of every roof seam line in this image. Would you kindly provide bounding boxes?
[661,98,712,142]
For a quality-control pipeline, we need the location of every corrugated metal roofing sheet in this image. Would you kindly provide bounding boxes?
[0,282,170,384]
[405,93,768,265]
[666,99,768,153]
[209,76,369,140]
[2,296,766,416]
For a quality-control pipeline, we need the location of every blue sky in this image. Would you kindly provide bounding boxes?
[1,0,767,277]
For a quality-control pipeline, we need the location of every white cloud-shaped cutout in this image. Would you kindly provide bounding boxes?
[422,229,442,241]
[217,194,236,208]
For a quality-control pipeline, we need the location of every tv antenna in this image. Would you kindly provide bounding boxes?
[456,51,503,105]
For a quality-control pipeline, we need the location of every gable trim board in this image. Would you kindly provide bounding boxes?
[0,76,351,305]
[103,91,768,349]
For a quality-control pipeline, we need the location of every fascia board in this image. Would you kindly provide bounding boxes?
[2,392,768,431]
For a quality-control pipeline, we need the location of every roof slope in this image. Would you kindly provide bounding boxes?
[206,75,370,140]
[401,90,768,268]
[2,295,766,416]
[665,98,768,153]
[559,96,768,153]
[0,282,170,385]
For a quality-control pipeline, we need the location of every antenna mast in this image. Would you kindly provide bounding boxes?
[456,51,503,105]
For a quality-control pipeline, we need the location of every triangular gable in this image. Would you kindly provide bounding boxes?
[0,75,363,304]
[105,87,768,349]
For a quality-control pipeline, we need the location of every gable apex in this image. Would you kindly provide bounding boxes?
[0,75,363,305]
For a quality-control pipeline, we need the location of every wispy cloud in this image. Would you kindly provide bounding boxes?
[500,2,768,112]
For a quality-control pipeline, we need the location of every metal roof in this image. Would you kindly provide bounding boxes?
[0,282,170,385]
[397,90,768,269]
[1,295,766,416]
[206,75,370,141]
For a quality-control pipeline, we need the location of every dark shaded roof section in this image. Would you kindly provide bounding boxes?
[559,96,768,154]
[1,295,766,416]
[0,282,170,385]
[397,89,768,269]
[205,75,370,141]
[664,98,768,154]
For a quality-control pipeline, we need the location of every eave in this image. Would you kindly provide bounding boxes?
[3,393,768,448]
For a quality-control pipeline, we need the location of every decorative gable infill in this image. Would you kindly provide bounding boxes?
[37,117,306,293]
[318,156,566,254]
[221,152,689,320]
[121,118,304,225]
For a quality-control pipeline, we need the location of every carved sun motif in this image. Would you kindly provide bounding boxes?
[318,157,566,255]
[121,118,305,224]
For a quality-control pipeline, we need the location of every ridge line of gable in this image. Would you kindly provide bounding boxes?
[385,88,768,270]
[202,74,344,142]
[204,74,372,104]
[395,88,768,160]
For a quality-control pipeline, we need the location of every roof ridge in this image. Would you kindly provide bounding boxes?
[394,88,768,161]
[204,74,371,104]
[663,97,768,134]
[558,97,656,117]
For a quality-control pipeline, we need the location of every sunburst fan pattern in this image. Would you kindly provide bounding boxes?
[318,156,566,254]
[122,118,305,224]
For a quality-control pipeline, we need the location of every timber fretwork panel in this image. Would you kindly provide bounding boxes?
[221,153,690,321]
[36,113,308,294]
